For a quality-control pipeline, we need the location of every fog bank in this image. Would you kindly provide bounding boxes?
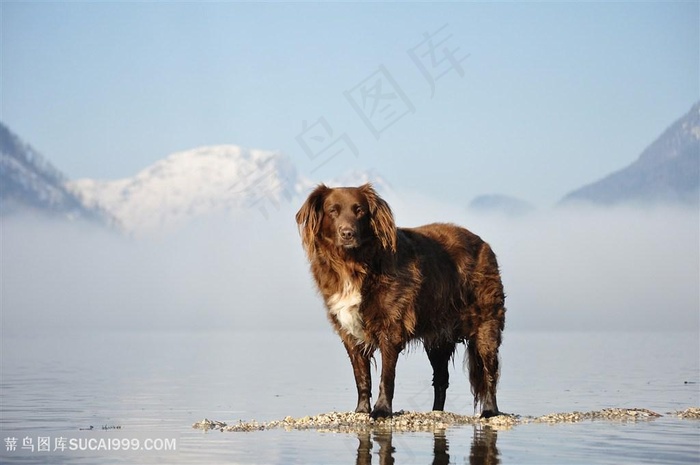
[2,199,698,335]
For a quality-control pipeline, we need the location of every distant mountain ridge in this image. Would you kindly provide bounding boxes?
[67,145,307,233]
[468,194,535,216]
[0,120,391,234]
[0,123,112,223]
[562,102,700,206]
[5,101,695,234]
[67,146,391,233]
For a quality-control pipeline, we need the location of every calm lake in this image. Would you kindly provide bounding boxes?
[1,329,698,464]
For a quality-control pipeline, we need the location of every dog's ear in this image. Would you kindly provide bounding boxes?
[295,184,329,257]
[360,183,397,253]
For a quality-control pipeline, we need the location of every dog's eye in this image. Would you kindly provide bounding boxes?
[353,205,365,217]
[327,206,339,218]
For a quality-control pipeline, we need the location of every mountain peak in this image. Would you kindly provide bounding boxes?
[638,101,700,165]
[561,102,700,207]
[68,145,301,233]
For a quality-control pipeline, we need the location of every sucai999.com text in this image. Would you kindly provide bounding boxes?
[4,435,177,454]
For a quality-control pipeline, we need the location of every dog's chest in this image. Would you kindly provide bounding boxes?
[326,282,364,342]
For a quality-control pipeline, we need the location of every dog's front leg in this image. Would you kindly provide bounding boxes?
[371,343,402,419]
[343,340,372,414]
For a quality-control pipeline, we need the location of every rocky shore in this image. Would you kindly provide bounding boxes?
[192,407,700,433]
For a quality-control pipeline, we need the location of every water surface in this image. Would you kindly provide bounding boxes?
[1,329,698,464]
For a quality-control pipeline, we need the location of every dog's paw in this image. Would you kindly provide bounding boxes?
[370,407,392,420]
[480,409,501,419]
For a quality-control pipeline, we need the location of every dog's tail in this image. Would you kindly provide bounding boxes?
[464,320,503,416]
[465,338,487,412]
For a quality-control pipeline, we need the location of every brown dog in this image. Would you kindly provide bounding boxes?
[296,183,506,418]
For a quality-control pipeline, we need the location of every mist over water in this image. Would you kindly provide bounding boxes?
[474,204,700,332]
[2,197,698,335]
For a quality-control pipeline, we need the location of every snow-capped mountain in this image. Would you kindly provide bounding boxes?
[68,145,302,233]
[67,145,394,234]
[2,121,394,234]
[0,122,112,223]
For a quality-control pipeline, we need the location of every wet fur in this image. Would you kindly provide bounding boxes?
[296,184,506,419]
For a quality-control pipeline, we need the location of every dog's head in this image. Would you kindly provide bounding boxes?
[295,183,397,257]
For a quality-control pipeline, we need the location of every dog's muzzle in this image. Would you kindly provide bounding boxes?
[338,227,360,248]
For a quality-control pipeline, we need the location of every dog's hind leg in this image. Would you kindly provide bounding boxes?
[426,343,456,411]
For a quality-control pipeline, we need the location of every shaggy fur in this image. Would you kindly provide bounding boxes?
[296,184,506,419]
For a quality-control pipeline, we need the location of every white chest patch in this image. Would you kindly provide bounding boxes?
[327,282,364,343]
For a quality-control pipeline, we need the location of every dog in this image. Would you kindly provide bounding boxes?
[295,183,506,419]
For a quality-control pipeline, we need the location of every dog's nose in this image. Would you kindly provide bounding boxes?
[340,228,355,241]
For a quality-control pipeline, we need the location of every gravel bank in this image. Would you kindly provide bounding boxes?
[192,407,699,433]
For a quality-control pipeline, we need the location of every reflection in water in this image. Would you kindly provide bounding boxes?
[470,426,500,465]
[433,431,449,465]
[355,431,394,465]
[353,425,499,465]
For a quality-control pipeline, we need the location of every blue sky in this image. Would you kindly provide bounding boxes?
[2,1,698,207]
